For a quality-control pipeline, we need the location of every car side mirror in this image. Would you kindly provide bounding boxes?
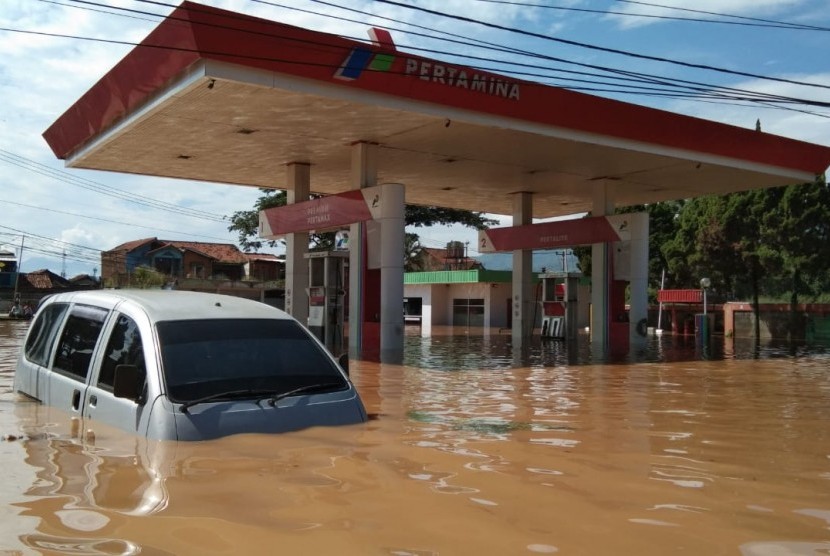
[338,353,349,376]
[113,364,145,402]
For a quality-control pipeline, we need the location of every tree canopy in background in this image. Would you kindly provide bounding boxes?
[228,179,830,305]
[662,178,830,304]
[572,178,830,307]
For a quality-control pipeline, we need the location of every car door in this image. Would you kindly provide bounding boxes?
[84,308,152,440]
[48,304,110,432]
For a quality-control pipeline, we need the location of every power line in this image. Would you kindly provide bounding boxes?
[472,0,830,31]
[0,227,103,268]
[0,227,100,255]
[614,0,830,32]
[40,0,160,24]
[0,150,227,222]
[44,0,830,110]
[5,0,820,119]
[245,0,830,112]
[373,0,830,92]
[296,0,830,115]
[3,17,827,114]
[0,198,236,243]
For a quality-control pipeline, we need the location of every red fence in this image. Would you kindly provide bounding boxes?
[657,289,703,303]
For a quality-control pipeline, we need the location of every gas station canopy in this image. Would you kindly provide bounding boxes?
[43,1,830,219]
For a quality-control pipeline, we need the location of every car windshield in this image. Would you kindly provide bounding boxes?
[157,318,347,403]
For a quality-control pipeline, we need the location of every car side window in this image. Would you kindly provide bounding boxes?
[98,314,146,391]
[24,303,69,367]
[53,305,109,382]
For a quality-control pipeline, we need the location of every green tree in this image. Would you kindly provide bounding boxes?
[131,265,167,289]
[569,182,829,340]
[662,193,762,298]
[762,178,830,303]
[756,178,830,338]
[227,188,497,252]
[663,185,826,342]
[404,233,427,272]
[664,190,774,341]
[403,205,497,230]
[227,189,288,252]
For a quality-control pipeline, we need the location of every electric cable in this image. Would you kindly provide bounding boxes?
[372,0,830,92]
[39,0,830,111]
[614,0,830,32]
[473,0,830,31]
[0,149,227,222]
[3,19,826,114]
[294,0,830,110]
[0,199,237,243]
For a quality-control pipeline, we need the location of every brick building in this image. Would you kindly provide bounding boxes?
[101,238,279,286]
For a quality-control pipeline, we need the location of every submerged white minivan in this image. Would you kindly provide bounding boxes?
[13,290,367,440]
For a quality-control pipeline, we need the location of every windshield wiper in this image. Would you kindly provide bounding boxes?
[179,389,281,413]
[265,382,345,407]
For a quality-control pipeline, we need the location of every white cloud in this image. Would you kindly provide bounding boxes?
[666,72,830,145]
[608,0,806,29]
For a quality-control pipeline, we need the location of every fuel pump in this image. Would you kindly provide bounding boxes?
[305,251,348,356]
[539,271,581,340]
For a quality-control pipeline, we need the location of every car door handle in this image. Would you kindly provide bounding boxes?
[89,395,97,407]
[72,389,81,410]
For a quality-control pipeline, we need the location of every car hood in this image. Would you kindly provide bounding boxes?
[171,389,367,441]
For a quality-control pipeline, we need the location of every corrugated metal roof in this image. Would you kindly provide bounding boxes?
[405,269,514,285]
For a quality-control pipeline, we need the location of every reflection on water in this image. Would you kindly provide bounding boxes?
[2,319,830,554]
[404,327,830,369]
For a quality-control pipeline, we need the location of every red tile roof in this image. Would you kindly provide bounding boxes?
[22,269,71,290]
[109,237,156,252]
[106,238,248,264]
[167,241,248,263]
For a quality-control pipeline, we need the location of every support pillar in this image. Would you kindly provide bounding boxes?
[379,182,405,363]
[628,212,649,349]
[284,163,310,326]
[591,182,614,356]
[349,142,377,360]
[512,192,534,346]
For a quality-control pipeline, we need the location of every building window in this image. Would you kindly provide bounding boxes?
[154,256,181,276]
[452,298,485,327]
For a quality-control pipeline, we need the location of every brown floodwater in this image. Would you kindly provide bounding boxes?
[1,319,830,555]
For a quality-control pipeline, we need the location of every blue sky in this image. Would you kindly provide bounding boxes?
[1,0,828,278]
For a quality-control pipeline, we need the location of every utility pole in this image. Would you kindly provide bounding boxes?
[12,236,24,303]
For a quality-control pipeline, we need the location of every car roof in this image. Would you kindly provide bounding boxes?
[42,289,292,322]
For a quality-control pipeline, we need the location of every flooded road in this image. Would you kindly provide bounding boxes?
[2,318,830,554]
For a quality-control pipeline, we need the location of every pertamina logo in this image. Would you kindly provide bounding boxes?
[334,47,521,101]
[334,48,395,81]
